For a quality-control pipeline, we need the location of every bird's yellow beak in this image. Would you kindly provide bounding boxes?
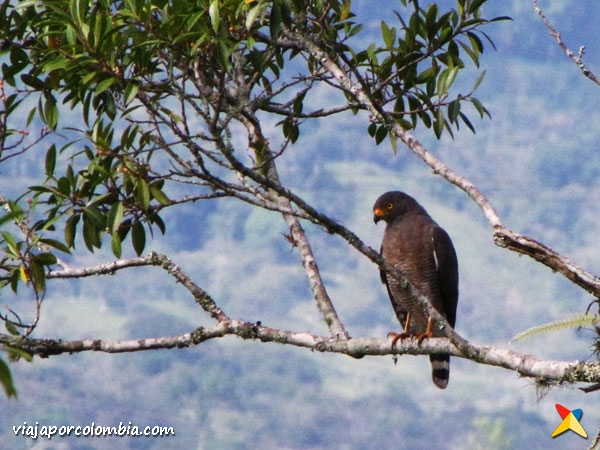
[373,207,386,223]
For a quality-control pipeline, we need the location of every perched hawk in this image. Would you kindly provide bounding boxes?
[373,191,458,389]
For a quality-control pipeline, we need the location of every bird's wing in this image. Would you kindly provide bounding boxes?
[379,244,387,284]
[432,225,459,328]
[379,244,409,326]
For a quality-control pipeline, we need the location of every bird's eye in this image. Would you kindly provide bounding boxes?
[386,202,393,209]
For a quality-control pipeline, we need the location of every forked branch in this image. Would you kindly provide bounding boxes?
[282,27,600,298]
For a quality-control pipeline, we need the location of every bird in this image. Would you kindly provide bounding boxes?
[373,191,458,389]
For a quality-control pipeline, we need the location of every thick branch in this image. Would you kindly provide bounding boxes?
[234,104,349,339]
[2,319,599,385]
[494,229,600,297]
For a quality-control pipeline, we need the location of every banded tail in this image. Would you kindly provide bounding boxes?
[430,354,450,389]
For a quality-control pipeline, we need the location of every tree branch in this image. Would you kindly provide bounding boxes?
[282,27,600,298]
[2,318,600,386]
[533,0,600,86]
[47,253,230,323]
[211,67,350,339]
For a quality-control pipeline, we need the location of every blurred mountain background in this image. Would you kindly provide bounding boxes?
[2,1,600,448]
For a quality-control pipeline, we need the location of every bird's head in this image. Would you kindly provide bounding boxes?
[373,191,425,224]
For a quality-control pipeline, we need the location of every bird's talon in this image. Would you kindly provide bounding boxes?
[415,331,433,343]
[388,331,411,348]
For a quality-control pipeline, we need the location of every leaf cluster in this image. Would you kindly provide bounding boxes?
[354,1,509,141]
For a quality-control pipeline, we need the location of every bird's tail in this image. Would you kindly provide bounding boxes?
[430,354,450,389]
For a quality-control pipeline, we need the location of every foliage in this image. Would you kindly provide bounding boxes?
[511,313,599,343]
[0,0,506,292]
[0,0,508,396]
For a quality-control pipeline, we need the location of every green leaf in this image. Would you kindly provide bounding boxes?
[149,212,166,234]
[7,347,33,362]
[71,0,90,23]
[86,191,113,207]
[83,206,105,228]
[21,74,47,90]
[425,4,438,40]
[416,66,438,83]
[26,107,36,126]
[64,215,80,248]
[470,97,488,118]
[136,178,150,210]
[467,31,484,54]
[367,122,377,137]
[472,69,486,92]
[282,118,299,143]
[1,231,20,258]
[292,92,305,116]
[111,231,122,258]
[10,269,19,293]
[389,130,397,153]
[30,260,46,292]
[459,41,479,67]
[246,3,264,31]
[394,117,413,130]
[39,238,71,254]
[433,109,444,138]
[459,112,475,133]
[131,221,146,256]
[375,125,387,145]
[95,77,117,94]
[82,216,100,251]
[209,0,219,32]
[270,1,282,40]
[57,177,71,196]
[0,210,22,228]
[468,0,487,14]
[437,26,453,46]
[41,56,69,72]
[107,202,124,232]
[448,100,461,123]
[381,21,396,48]
[436,71,448,96]
[348,23,363,37]
[149,186,170,205]
[124,82,139,106]
[5,321,20,336]
[33,253,57,266]
[0,358,17,398]
[340,0,351,21]
[490,16,513,23]
[45,145,57,177]
[43,95,58,130]
[439,66,459,95]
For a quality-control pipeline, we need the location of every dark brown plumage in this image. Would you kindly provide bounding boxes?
[373,191,458,389]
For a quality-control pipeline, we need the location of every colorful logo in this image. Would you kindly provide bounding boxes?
[551,404,587,439]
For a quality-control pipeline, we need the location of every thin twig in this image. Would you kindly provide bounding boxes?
[533,0,600,86]
[48,252,229,323]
